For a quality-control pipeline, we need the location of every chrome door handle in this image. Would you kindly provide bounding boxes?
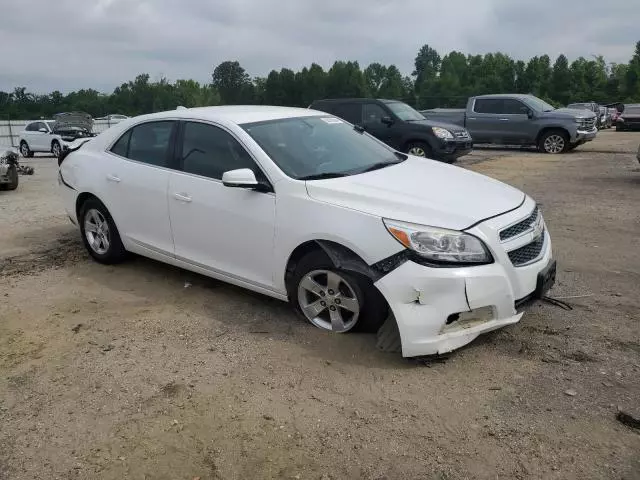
[173,193,192,203]
[106,174,121,183]
[499,118,510,121]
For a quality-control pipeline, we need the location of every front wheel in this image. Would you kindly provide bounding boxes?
[51,141,61,158]
[79,198,127,264]
[538,130,569,154]
[20,142,33,158]
[405,141,432,159]
[290,250,388,333]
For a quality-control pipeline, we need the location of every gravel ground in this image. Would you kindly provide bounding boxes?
[1,130,639,480]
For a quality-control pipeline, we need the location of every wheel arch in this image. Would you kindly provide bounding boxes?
[535,126,570,145]
[284,240,386,299]
[75,192,123,235]
[403,137,435,153]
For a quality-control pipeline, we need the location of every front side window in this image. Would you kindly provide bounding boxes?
[25,123,38,132]
[242,116,403,180]
[114,121,174,167]
[385,102,424,121]
[362,103,388,124]
[502,99,529,115]
[180,122,261,181]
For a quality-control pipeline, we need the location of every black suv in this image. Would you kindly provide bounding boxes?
[309,98,473,163]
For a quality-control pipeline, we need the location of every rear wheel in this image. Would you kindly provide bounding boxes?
[538,130,569,154]
[79,198,127,264]
[290,250,388,333]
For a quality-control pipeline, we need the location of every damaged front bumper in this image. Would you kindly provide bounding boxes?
[374,208,554,357]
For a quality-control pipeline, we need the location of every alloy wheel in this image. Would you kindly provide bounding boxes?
[52,143,61,157]
[544,135,565,154]
[297,269,361,333]
[20,144,29,157]
[84,209,111,255]
[408,146,426,157]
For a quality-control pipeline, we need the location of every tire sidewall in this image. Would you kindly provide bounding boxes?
[539,130,569,154]
[289,250,388,333]
[405,141,432,158]
[20,142,31,158]
[52,141,61,158]
[79,198,126,264]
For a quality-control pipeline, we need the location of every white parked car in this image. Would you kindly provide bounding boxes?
[19,112,96,158]
[58,106,556,357]
[95,114,130,124]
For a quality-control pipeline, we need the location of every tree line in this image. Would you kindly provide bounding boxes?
[2,41,639,120]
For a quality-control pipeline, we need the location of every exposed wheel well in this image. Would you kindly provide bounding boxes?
[536,127,569,144]
[75,192,98,221]
[51,139,60,148]
[284,240,383,299]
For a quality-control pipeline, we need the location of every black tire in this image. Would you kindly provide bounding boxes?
[78,197,127,264]
[538,129,569,154]
[2,165,19,190]
[51,141,61,159]
[290,249,388,333]
[616,124,624,132]
[405,141,433,159]
[19,141,33,158]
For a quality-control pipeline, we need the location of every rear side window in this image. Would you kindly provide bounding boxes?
[111,121,175,167]
[110,130,131,157]
[25,123,38,132]
[331,103,362,124]
[473,99,503,114]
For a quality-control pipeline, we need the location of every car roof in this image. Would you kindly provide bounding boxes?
[135,105,323,125]
[474,94,538,100]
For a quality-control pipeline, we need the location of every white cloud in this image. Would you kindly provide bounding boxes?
[0,0,637,93]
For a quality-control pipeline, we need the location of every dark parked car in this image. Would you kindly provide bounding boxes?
[309,98,472,163]
[616,104,640,131]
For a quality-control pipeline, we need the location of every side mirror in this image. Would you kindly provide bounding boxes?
[38,128,48,133]
[526,109,534,120]
[222,168,271,192]
[381,116,394,126]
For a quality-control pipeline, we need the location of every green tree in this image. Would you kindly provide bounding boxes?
[551,55,571,105]
[212,61,253,104]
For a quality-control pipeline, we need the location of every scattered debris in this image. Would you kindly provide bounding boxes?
[542,296,574,311]
[184,281,192,288]
[488,387,502,391]
[616,409,640,430]
[602,382,614,388]
[263,414,274,421]
[17,165,35,175]
[564,389,577,397]
[101,344,115,352]
[71,324,83,334]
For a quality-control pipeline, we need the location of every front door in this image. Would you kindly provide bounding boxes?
[168,121,276,289]
[101,120,176,255]
[362,102,401,148]
[498,99,537,144]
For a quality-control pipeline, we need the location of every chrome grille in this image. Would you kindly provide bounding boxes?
[508,231,545,266]
[500,206,539,241]
[581,118,596,130]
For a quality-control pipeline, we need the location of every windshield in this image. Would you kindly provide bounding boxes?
[386,101,425,121]
[241,116,404,180]
[524,96,556,112]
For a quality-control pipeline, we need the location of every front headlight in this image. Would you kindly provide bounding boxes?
[383,219,492,265]
[432,127,454,140]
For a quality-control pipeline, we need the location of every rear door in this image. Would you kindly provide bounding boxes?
[102,120,177,255]
[466,99,505,143]
[168,121,276,288]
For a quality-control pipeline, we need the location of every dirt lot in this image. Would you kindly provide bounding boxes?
[1,131,639,480]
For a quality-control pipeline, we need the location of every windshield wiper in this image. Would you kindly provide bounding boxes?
[357,159,404,174]
[299,172,349,181]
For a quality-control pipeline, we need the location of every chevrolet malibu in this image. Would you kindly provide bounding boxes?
[58,106,556,357]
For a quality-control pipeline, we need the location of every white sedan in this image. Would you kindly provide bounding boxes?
[58,106,556,357]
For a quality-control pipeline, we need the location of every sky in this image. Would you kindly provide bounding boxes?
[0,0,638,93]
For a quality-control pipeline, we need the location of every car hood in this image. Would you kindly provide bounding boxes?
[542,108,596,120]
[53,112,94,132]
[406,118,467,132]
[305,157,525,230]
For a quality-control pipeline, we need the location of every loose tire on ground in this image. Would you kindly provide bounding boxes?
[290,249,388,333]
[79,197,127,264]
